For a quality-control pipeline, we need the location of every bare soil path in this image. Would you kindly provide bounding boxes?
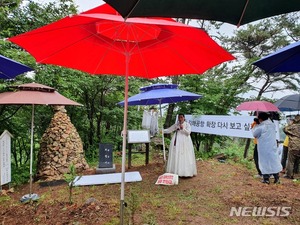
[1,159,299,225]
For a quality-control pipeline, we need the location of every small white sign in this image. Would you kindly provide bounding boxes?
[127,130,150,143]
[0,130,12,185]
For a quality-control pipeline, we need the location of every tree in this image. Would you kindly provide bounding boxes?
[1,0,300,182]
[223,14,300,157]
[225,15,300,100]
[169,13,300,154]
[0,0,80,171]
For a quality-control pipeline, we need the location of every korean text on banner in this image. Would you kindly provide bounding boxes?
[185,115,280,140]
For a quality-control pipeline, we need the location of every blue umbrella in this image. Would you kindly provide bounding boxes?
[118,83,202,161]
[253,41,300,73]
[0,54,33,79]
[274,94,300,112]
[118,83,202,106]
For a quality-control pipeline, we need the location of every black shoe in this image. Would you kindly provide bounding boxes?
[274,179,280,184]
[261,179,270,184]
[283,175,294,179]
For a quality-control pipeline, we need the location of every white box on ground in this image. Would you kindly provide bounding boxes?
[72,171,142,186]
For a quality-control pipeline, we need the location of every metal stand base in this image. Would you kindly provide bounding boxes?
[20,193,39,203]
[96,164,116,174]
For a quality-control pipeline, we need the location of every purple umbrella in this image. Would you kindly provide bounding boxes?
[0,54,33,79]
[118,83,202,160]
[253,41,300,73]
[118,83,202,106]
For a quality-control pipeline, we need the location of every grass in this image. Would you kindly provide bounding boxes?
[123,161,232,223]
[141,210,157,225]
[166,201,182,220]
[0,195,11,202]
[178,189,198,201]
[3,139,300,225]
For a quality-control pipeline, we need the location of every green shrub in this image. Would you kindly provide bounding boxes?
[195,138,255,170]
[11,164,30,185]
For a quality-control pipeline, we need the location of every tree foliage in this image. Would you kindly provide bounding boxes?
[0,1,300,182]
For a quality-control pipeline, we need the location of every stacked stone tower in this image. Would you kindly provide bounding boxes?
[36,106,89,181]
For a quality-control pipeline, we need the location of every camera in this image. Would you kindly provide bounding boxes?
[254,118,260,124]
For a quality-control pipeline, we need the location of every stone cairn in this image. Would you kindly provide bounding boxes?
[36,106,89,181]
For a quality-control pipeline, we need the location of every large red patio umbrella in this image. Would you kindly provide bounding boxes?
[8,4,235,222]
[0,82,81,202]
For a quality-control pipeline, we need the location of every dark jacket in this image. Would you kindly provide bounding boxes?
[284,115,300,156]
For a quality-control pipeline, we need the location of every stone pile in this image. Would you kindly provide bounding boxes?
[36,106,89,181]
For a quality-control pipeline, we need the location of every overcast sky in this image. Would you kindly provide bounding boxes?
[74,0,104,12]
[32,0,103,12]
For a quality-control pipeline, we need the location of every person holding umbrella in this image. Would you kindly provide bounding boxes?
[163,114,197,177]
[252,112,282,184]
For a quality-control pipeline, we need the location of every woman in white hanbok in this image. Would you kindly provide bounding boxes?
[164,114,197,177]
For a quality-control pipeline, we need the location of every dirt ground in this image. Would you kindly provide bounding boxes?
[1,155,300,225]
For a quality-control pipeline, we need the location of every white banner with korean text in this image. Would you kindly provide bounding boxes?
[185,115,280,140]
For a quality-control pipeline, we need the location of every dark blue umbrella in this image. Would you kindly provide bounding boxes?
[0,54,33,79]
[253,41,300,73]
[274,94,300,112]
[118,83,202,160]
[118,83,202,106]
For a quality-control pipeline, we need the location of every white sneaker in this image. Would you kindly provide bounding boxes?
[254,174,262,178]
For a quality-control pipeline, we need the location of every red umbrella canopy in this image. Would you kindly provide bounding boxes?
[8,4,235,79]
[236,100,279,112]
[0,82,81,106]
[7,4,234,221]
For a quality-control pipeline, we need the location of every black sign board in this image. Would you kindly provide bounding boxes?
[99,143,113,168]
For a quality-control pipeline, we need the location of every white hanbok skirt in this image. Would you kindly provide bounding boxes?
[166,130,197,177]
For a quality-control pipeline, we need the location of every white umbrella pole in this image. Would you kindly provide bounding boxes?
[120,58,129,225]
[29,104,34,196]
[20,104,39,203]
[159,102,166,162]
